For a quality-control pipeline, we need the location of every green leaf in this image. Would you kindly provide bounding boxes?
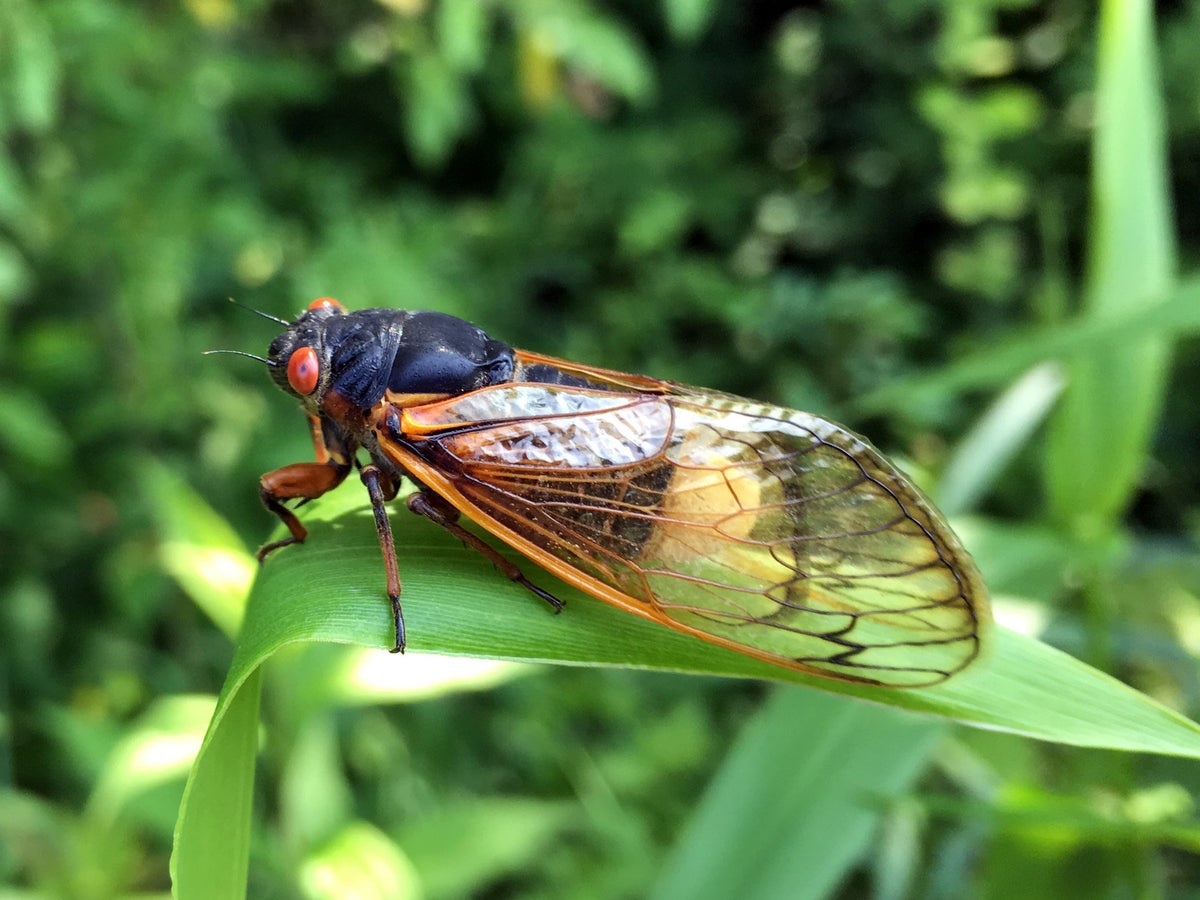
[88,695,217,828]
[398,49,474,168]
[171,667,261,900]
[0,386,71,469]
[0,0,59,133]
[852,279,1200,420]
[173,486,1200,893]
[298,822,421,900]
[437,0,490,74]
[400,798,575,897]
[219,487,1200,752]
[1043,0,1176,534]
[662,0,718,43]
[651,689,945,900]
[526,7,656,104]
[935,363,1066,517]
[279,716,354,854]
[144,461,254,639]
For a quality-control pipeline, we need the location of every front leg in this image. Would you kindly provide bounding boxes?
[258,460,351,559]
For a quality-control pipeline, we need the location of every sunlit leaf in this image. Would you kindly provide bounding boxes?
[88,695,216,827]
[144,461,254,638]
[1044,0,1177,533]
[299,822,421,900]
[936,363,1066,516]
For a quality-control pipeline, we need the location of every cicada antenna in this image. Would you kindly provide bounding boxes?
[226,297,291,327]
[203,349,279,366]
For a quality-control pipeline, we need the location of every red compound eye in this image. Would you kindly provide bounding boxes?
[287,346,320,395]
[308,297,343,311]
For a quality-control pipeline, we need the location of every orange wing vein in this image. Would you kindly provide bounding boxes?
[379,380,989,687]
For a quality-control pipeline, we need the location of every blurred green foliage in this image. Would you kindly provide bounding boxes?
[2,0,1200,897]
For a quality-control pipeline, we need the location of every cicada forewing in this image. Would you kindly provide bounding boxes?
[380,370,989,687]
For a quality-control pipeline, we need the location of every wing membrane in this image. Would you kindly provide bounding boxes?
[386,384,988,686]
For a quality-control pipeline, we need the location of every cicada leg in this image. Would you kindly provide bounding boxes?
[407,490,565,614]
[258,415,354,559]
[258,460,351,558]
[360,464,406,653]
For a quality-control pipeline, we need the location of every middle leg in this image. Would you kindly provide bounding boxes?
[407,490,565,613]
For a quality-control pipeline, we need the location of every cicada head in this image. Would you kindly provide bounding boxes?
[266,297,350,413]
[268,298,517,419]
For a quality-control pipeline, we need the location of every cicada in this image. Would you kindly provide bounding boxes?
[242,298,988,687]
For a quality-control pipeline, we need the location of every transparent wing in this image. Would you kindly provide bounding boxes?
[391,385,989,686]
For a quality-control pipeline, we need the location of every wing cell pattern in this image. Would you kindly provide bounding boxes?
[401,387,987,686]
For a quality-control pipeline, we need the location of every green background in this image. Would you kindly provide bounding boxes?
[3,0,1200,897]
